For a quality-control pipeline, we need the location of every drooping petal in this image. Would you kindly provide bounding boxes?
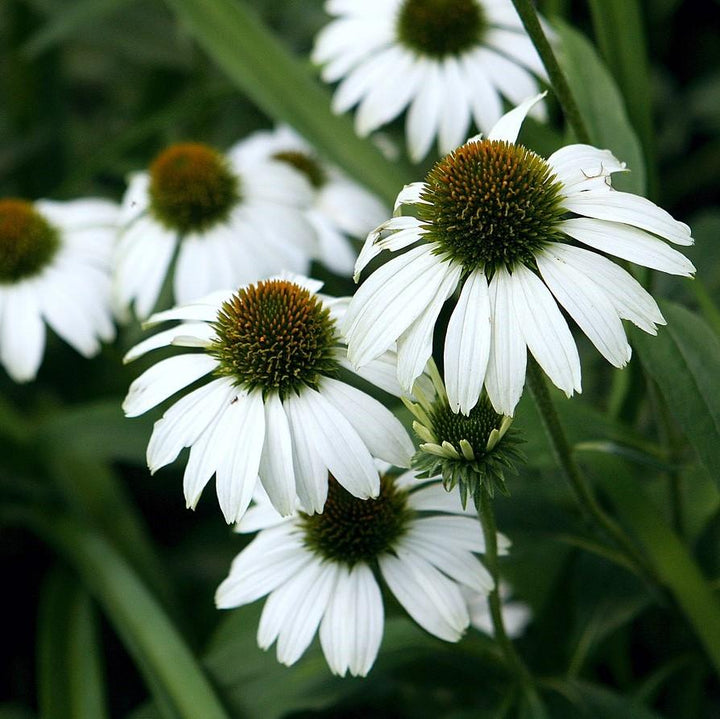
[122,354,218,417]
[536,248,631,368]
[508,265,582,397]
[444,269,491,415]
[438,57,472,154]
[319,377,414,468]
[406,59,443,162]
[319,563,384,677]
[562,189,693,246]
[559,218,695,276]
[259,393,297,516]
[344,245,451,368]
[0,284,45,383]
[379,551,469,642]
[485,267,527,416]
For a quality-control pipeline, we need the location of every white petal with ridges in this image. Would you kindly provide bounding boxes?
[146,377,235,473]
[396,262,462,390]
[509,265,582,397]
[379,552,469,642]
[559,218,695,276]
[320,377,414,467]
[319,563,383,677]
[123,354,218,417]
[444,269,491,415]
[438,57,471,154]
[215,390,265,524]
[562,189,693,246]
[547,145,626,193]
[536,248,631,367]
[406,59,442,162]
[124,322,215,363]
[487,92,546,143]
[259,393,297,516]
[344,246,450,368]
[485,267,527,416]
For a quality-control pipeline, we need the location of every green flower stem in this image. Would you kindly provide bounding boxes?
[4,505,231,719]
[525,359,654,583]
[477,492,544,714]
[509,0,591,144]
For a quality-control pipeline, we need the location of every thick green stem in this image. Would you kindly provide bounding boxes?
[525,360,654,583]
[509,0,591,144]
[478,493,545,716]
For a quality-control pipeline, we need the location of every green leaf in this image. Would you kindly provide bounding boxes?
[631,301,720,486]
[19,510,231,719]
[546,679,665,718]
[162,0,413,204]
[586,0,656,190]
[553,19,646,195]
[590,454,720,677]
[38,568,108,719]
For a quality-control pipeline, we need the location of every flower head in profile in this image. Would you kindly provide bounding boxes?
[345,95,695,417]
[406,364,522,508]
[114,140,318,320]
[0,197,117,382]
[231,125,387,275]
[216,468,508,676]
[122,275,414,523]
[313,0,547,161]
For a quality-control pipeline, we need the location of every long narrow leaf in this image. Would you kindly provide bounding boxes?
[162,0,412,204]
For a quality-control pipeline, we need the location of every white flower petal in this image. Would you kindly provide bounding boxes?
[487,92,546,143]
[260,560,338,666]
[344,246,451,368]
[146,377,236,473]
[354,217,423,281]
[379,552,469,642]
[333,46,399,114]
[559,218,695,277]
[536,248,631,367]
[397,262,462,390]
[548,243,665,334]
[296,388,380,500]
[444,269,491,415]
[320,377,414,468]
[216,539,311,608]
[438,57,472,154]
[215,390,265,524]
[0,284,45,383]
[124,322,215,363]
[123,354,218,417]
[284,392,329,514]
[406,59,443,162]
[562,189,693,246]
[546,144,626,193]
[485,267,527,416]
[460,50,503,132]
[319,563,383,677]
[259,393,297,516]
[509,265,582,397]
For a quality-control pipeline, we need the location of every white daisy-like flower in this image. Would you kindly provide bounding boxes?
[216,469,507,676]
[345,95,696,417]
[313,0,547,161]
[230,125,388,275]
[114,140,318,320]
[0,197,117,382]
[122,275,414,523]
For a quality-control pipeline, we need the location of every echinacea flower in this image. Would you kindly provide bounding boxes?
[0,197,117,382]
[313,0,547,161]
[114,140,318,320]
[216,469,508,676]
[345,95,695,417]
[230,125,387,275]
[123,275,414,523]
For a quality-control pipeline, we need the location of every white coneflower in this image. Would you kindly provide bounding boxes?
[0,197,117,382]
[313,0,547,161]
[216,469,508,676]
[231,125,387,275]
[123,275,414,523]
[114,141,317,320]
[345,95,695,417]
